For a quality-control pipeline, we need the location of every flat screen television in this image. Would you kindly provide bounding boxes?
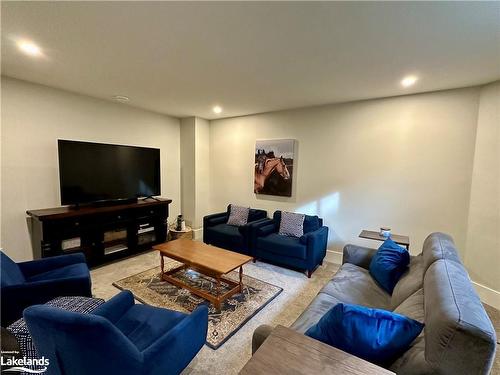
[58,140,161,205]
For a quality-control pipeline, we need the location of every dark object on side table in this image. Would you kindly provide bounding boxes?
[24,290,208,375]
[0,251,92,326]
[203,205,267,256]
[250,211,328,277]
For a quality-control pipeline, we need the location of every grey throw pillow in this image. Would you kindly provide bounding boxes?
[278,211,305,237]
[227,205,250,226]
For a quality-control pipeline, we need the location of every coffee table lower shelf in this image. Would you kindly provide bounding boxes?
[160,256,244,310]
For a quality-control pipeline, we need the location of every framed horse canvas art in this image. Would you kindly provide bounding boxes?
[254,139,295,197]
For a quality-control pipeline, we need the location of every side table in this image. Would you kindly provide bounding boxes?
[359,230,409,250]
[168,225,193,240]
[240,325,394,374]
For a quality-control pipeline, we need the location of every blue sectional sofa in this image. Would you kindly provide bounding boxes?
[203,205,267,255]
[250,211,328,277]
[24,290,208,375]
[1,251,92,326]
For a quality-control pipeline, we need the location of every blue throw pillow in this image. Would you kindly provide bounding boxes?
[305,303,424,367]
[369,238,410,294]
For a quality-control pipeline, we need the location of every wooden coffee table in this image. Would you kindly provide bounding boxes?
[153,239,252,310]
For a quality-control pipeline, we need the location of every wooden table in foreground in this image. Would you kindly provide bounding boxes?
[240,325,394,375]
[153,239,252,310]
[359,230,410,249]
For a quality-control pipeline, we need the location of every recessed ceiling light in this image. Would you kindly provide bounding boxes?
[112,95,130,102]
[401,75,418,88]
[212,105,222,114]
[17,40,41,57]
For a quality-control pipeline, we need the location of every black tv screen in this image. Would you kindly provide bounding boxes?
[58,140,161,205]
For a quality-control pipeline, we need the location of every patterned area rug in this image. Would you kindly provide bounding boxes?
[113,259,282,349]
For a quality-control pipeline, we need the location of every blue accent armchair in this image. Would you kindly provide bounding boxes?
[24,290,208,375]
[250,211,329,277]
[203,205,267,256]
[1,251,92,326]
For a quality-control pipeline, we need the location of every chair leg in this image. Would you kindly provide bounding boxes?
[319,260,323,266]
[253,258,257,263]
[307,269,312,278]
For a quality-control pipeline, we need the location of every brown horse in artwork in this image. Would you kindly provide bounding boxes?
[254,156,290,193]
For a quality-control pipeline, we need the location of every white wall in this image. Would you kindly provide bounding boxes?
[180,116,210,237]
[209,87,480,257]
[194,117,210,230]
[180,117,196,227]
[465,81,500,295]
[1,77,181,261]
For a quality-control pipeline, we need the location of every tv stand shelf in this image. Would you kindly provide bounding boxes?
[27,198,172,267]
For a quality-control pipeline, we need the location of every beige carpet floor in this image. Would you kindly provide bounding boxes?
[91,250,500,375]
[91,250,339,374]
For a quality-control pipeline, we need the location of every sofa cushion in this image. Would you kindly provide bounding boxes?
[303,215,320,233]
[422,232,461,272]
[278,211,305,237]
[205,224,244,247]
[393,288,424,324]
[391,255,424,309]
[291,293,341,334]
[369,238,410,294]
[389,335,429,374]
[28,263,89,283]
[423,259,497,374]
[305,303,424,367]
[227,205,249,226]
[320,263,391,309]
[1,252,25,287]
[257,233,307,260]
[115,304,186,351]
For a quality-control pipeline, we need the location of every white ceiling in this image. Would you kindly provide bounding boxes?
[2,1,499,119]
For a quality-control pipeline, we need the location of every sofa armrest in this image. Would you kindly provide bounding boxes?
[342,244,378,269]
[92,290,135,324]
[144,305,208,373]
[238,218,270,236]
[248,209,267,222]
[299,226,328,245]
[18,252,87,277]
[203,212,228,228]
[252,324,274,355]
[300,226,329,266]
[254,220,278,237]
[1,276,92,326]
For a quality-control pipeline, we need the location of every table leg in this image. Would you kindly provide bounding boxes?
[215,276,222,310]
[216,276,221,297]
[160,253,165,276]
[239,265,243,292]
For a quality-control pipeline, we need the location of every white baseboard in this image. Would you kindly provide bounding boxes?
[472,281,500,310]
[325,250,343,265]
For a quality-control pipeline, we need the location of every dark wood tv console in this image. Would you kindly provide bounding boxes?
[26,198,172,267]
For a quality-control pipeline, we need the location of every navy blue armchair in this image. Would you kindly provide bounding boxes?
[1,251,92,326]
[24,290,208,375]
[250,211,329,277]
[203,205,267,256]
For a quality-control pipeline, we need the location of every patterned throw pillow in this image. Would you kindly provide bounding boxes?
[278,211,305,237]
[227,205,250,226]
